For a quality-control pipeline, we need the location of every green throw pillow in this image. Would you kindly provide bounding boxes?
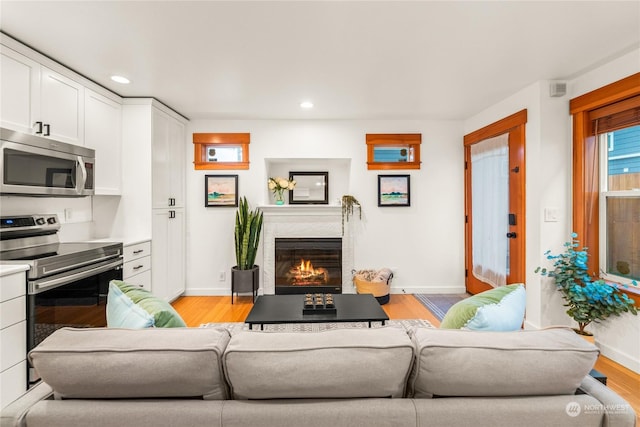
[109,280,186,328]
[440,284,526,331]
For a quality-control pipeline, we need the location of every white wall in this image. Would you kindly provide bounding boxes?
[184,119,464,296]
[0,195,94,241]
[464,48,640,373]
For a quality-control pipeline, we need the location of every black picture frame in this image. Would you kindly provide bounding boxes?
[288,171,329,204]
[205,174,239,207]
[378,174,410,207]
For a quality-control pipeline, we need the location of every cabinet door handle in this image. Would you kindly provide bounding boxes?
[43,124,50,136]
[133,249,144,254]
[133,265,144,270]
[34,121,43,134]
[169,210,175,219]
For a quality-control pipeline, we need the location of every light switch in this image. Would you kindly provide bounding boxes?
[544,208,560,222]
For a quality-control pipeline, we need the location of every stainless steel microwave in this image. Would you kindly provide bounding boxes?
[1,128,95,197]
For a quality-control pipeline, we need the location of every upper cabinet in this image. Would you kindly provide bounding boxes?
[1,46,84,145]
[39,67,84,145]
[1,46,40,134]
[152,107,185,208]
[85,89,122,195]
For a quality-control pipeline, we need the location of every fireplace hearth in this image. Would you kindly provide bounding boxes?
[275,237,342,294]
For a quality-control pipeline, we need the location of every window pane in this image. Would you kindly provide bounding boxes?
[606,196,640,281]
[372,146,413,163]
[206,145,243,162]
[605,124,640,191]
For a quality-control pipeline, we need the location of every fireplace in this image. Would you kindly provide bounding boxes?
[275,237,342,294]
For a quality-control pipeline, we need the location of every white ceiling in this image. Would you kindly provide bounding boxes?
[1,1,639,121]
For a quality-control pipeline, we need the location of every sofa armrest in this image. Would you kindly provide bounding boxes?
[578,375,636,427]
[0,382,53,427]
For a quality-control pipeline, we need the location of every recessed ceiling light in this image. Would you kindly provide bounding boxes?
[111,75,130,84]
[300,101,314,109]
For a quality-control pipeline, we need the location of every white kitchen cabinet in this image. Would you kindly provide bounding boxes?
[0,266,28,410]
[123,240,152,291]
[0,45,84,145]
[152,208,185,301]
[0,46,40,134]
[39,66,84,145]
[121,99,187,302]
[85,89,122,195]
[152,108,185,209]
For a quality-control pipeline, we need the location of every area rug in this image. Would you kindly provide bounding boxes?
[414,294,470,321]
[201,319,433,335]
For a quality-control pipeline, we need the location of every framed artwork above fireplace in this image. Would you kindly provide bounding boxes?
[288,171,329,204]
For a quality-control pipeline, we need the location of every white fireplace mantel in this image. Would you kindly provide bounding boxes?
[259,204,342,215]
[260,204,354,295]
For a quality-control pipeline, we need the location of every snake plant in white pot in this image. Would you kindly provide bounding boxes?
[231,197,263,303]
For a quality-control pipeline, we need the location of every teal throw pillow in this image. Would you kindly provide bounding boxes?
[108,280,186,328]
[440,283,526,331]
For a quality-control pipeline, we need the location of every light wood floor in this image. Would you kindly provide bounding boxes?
[172,294,639,422]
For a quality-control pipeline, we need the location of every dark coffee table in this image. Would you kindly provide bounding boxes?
[245,294,389,330]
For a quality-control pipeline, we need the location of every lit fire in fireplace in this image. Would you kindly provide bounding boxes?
[287,258,328,286]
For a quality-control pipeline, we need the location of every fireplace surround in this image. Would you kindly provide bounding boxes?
[275,237,342,294]
[262,205,355,295]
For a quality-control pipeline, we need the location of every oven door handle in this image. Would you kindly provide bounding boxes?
[30,259,123,294]
[42,252,122,277]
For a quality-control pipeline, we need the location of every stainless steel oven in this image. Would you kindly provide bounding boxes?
[1,128,95,197]
[0,214,123,387]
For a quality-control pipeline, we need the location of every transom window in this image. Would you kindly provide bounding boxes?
[193,133,250,170]
[366,133,421,170]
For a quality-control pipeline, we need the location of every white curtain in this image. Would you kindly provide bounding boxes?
[471,133,509,287]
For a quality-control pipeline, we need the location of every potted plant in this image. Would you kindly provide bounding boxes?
[231,197,263,303]
[535,233,638,336]
[341,195,361,235]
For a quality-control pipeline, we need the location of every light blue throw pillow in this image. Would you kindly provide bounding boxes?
[106,281,155,328]
[440,283,526,331]
[464,284,526,331]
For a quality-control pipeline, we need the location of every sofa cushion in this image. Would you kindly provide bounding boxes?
[29,327,231,399]
[440,283,526,331]
[107,280,186,328]
[223,327,415,399]
[407,327,599,398]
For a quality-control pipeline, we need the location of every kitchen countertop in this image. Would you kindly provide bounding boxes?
[0,264,30,276]
[89,237,151,246]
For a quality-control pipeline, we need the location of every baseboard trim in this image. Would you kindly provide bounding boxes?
[183,288,232,296]
[596,340,640,374]
[390,286,467,294]
[184,286,467,296]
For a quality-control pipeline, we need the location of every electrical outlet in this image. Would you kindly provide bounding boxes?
[219,271,226,282]
[64,208,72,221]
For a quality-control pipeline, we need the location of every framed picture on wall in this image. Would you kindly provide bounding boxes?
[289,171,329,204]
[377,174,410,207]
[205,174,238,207]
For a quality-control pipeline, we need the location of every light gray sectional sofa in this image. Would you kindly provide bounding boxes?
[1,326,636,427]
